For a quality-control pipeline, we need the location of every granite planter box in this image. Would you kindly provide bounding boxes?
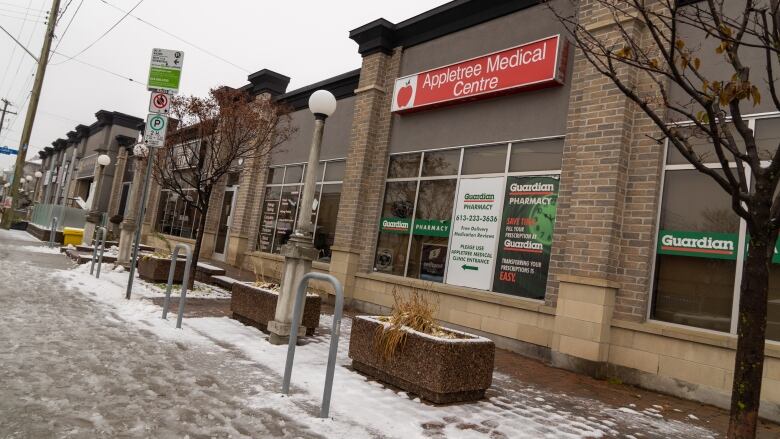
[137,255,184,284]
[230,283,321,336]
[348,316,495,404]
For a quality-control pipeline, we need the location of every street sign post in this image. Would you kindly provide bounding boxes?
[147,48,184,93]
[143,113,168,147]
[148,91,171,114]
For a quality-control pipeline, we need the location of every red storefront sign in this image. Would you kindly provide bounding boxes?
[391,35,568,113]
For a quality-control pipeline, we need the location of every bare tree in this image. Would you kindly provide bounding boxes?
[153,87,294,287]
[549,1,780,436]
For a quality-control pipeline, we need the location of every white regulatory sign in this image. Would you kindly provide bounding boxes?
[144,113,168,148]
[148,91,171,114]
[445,176,505,290]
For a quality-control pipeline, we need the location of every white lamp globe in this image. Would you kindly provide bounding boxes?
[25,175,33,182]
[97,154,111,166]
[34,171,42,178]
[308,90,337,117]
[133,143,149,158]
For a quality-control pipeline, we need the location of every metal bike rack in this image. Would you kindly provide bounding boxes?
[90,226,107,277]
[48,216,58,248]
[161,243,193,329]
[282,272,344,419]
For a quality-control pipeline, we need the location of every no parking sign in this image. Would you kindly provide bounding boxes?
[149,91,171,114]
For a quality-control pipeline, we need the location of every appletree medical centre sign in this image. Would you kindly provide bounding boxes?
[391,35,568,113]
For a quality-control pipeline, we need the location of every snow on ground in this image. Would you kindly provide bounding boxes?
[12,244,63,255]
[48,261,719,439]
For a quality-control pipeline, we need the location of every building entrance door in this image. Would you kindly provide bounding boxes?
[213,185,238,261]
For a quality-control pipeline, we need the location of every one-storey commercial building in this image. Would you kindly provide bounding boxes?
[139,0,780,419]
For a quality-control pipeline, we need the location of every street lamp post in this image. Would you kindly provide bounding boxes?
[82,153,111,245]
[268,90,337,345]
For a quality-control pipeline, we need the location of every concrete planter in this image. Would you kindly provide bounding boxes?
[230,283,321,336]
[348,316,495,404]
[137,255,184,284]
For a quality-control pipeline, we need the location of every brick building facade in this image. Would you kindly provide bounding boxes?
[139,0,780,419]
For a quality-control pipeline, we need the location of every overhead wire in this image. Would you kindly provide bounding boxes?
[4,0,44,98]
[0,0,37,97]
[51,49,147,86]
[50,0,82,55]
[96,0,250,74]
[51,0,143,65]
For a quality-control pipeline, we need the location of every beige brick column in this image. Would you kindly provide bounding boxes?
[551,274,617,373]
[228,152,271,268]
[330,46,402,301]
[547,5,666,323]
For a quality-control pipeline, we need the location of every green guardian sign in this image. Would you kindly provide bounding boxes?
[657,230,738,260]
[492,175,559,299]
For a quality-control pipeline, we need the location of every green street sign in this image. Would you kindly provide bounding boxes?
[148,48,184,93]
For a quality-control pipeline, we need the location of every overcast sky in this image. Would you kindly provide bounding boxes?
[0,0,450,171]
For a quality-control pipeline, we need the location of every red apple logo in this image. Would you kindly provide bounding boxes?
[396,79,414,109]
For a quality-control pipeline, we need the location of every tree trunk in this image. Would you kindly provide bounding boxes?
[189,200,210,290]
[728,232,772,438]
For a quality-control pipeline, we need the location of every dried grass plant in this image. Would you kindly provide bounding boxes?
[374,286,455,361]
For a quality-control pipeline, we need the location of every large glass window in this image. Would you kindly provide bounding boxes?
[374,138,563,293]
[652,170,738,332]
[256,160,344,262]
[154,189,201,239]
[652,115,780,341]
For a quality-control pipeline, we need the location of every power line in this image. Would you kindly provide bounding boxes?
[0,12,45,23]
[50,0,81,54]
[97,0,250,74]
[0,0,37,95]
[51,49,147,86]
[0,1,45,12]
[51,0,143,65]
[0,6,47,19]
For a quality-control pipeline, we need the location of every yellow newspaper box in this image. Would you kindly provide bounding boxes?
[62,227,83,246]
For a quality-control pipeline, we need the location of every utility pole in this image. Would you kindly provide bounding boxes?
[1,0,61,229]
[0,99,17,137]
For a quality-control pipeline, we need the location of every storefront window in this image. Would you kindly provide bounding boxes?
[375,138,563,295]
[407,180,457,282]
[652,170,737,332]
[388,153,421,178]
[652,115,780,340]
[422,149,460,176]
[256,160,344,262]
[509,137,564,172]
[758,118,780,341]
[155,189,201,239]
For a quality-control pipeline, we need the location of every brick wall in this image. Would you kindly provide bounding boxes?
[333,48,403,273]
[547,4,667,322]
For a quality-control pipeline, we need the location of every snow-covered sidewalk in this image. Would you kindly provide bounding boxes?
[0,230,723,438]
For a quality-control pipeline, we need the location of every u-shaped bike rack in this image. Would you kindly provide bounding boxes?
[90,226,107,278]
[161,243,193,329]
[48,216,58,248]
[282,272,345,419]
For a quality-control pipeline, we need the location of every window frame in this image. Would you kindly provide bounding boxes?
[648,112,780,336]
[258,159,345,259]
[377,135,564,291]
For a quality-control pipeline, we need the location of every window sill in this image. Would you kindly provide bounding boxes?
[612,319,780,359]
[155,233,196,244]
[244,250,331,271]
[356,271,555,315]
